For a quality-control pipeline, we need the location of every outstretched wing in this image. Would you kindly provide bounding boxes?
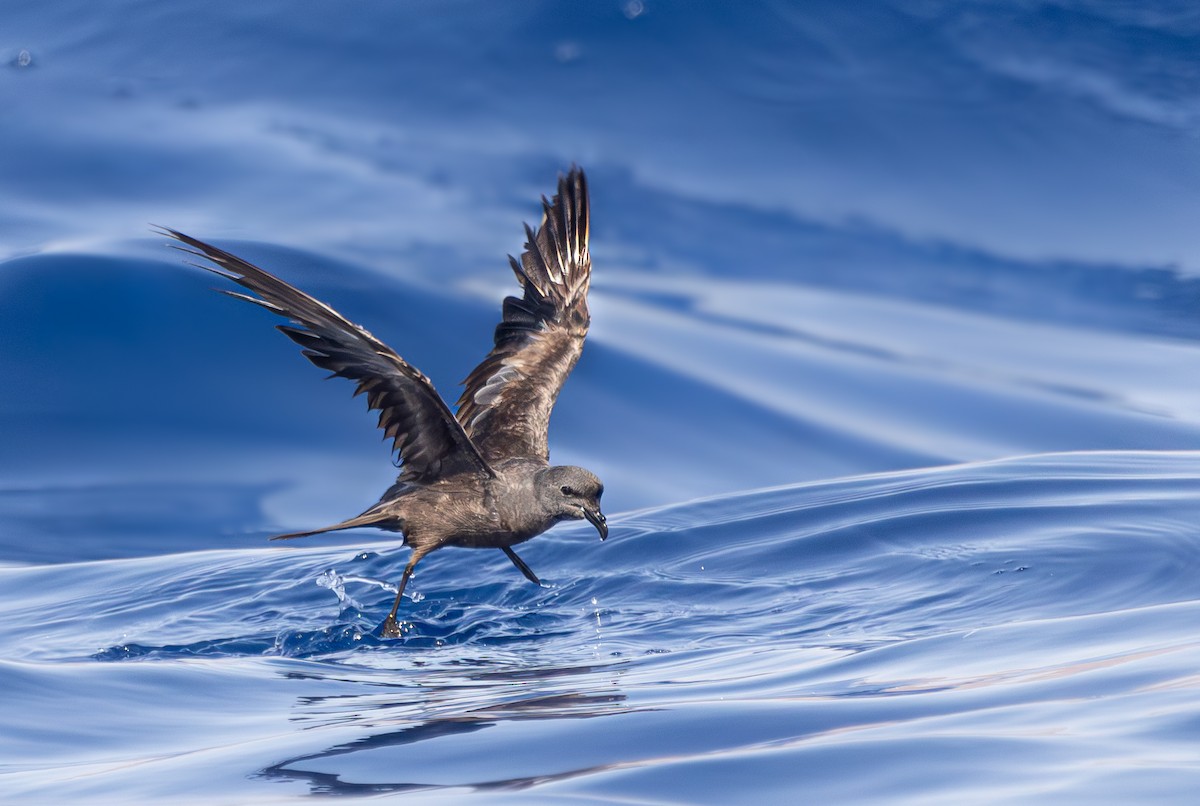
[161,228,494,484]
[455,167,592,464]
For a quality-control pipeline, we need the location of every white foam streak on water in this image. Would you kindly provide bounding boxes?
[591,279,1200,467]
[607,273,1200,421]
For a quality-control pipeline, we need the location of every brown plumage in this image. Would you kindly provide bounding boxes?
[457,170,591,463]
[161,167,605,638]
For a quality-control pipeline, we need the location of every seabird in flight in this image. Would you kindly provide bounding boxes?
[162,167,605,638]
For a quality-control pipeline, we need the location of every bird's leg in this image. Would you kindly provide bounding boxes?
[380,551,424,639]
[501,546,541,586]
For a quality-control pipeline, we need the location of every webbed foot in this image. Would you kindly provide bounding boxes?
[380,614,403,639]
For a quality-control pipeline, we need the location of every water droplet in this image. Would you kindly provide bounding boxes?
[12,49,33,69]
[622,1,645,20]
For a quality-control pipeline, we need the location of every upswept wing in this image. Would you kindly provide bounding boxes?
[455,167,592,463]
[161,228,494,484]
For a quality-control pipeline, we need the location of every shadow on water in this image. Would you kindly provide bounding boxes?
[257,664,631,795]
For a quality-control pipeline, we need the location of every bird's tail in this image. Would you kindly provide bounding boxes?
[268,507,396,541]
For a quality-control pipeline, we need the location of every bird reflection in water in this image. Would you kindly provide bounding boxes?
[257,660,631,795]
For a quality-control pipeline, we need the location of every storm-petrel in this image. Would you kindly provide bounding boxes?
[163,167,605,638]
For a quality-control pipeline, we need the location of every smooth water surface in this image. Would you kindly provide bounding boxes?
[4,2,1200,802]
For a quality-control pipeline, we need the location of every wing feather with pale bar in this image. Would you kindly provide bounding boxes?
[456,167,592,464]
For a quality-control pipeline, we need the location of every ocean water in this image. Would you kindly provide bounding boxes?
[4,1,1200,802]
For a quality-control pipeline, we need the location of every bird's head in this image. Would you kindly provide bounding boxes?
[539,466,607,540]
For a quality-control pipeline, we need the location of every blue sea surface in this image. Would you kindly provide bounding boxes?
[4,1,1200,801]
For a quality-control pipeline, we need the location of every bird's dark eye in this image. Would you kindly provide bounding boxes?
[560,485,577,496]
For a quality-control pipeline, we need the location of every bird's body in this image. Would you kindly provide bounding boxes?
[164,167,605,637]
[349,460,596,551]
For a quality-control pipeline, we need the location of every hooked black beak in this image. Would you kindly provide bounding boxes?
[584,506,608,541]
